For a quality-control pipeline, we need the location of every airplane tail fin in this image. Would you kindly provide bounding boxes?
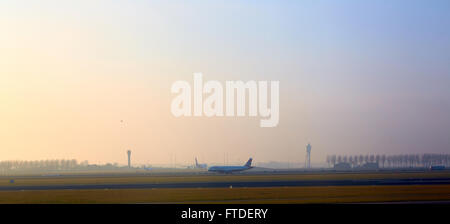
[244,158,253,167]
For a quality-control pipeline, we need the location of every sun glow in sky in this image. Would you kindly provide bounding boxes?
[1,0,450,165]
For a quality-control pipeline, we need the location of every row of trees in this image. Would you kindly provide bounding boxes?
[0,160,136,175]
[326,153,450,168]
[0,159,86,172]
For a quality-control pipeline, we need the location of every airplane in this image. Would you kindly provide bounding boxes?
[208,158,253,174]
[143,165,152,171]
[195,157,207,169]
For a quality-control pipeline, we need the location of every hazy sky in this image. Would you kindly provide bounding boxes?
[1,0,449,166]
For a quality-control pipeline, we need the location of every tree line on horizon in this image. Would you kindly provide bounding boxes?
[0,159,82,173]
[0,159,135,174]
[326,153,450,168]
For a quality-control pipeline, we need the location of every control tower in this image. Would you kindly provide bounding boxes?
[127,150,132,168]
[305,143,312,169]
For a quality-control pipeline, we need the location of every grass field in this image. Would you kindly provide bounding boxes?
[1,171,449,203]
[0,185,449,204]
[1,171,450,187]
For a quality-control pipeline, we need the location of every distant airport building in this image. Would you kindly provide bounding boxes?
[334,162,351,170]
[361,162,379,170]
[429,165,445,171]
[127,150,132,168]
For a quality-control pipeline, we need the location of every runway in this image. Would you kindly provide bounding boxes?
[1,177,449,191]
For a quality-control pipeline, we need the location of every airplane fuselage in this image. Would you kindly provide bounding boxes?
[208,166,252,173]
[208,158,253,174]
